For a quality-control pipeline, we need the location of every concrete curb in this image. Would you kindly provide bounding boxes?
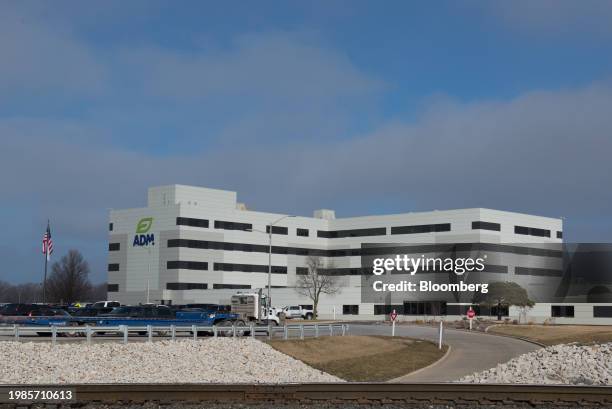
[409,322,547,348]
[388,344,452,383]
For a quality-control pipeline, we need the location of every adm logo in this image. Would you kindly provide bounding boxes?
[133,217,155,247]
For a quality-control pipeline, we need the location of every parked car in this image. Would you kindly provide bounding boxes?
[100,305,173,318]
[0,303,44,317]
[92,301,121,309]
[280,305,314,320]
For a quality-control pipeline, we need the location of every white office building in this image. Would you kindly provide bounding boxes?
[107,185,612,324]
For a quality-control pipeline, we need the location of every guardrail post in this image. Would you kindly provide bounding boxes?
[171,325,176,341]
[192,325,197,341]
[121,325,128,344]
[314,324,319,338]
[86,326,92,344]
[51,325,57,346]
[268,323,272,340]
[329,324,333,336]
[283,325,288,340]
[300,325,304,340]
[342,324,347,336]
[213,325,217,338]
[438,321,443,350]
[14,325,19,341]
[147,325,153,342]
[232,324,236,338]
[250,324,254,338]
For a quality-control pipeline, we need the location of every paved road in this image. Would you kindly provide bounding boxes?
[349,323,541,382]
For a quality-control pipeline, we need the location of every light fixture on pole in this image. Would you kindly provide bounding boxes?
[247,215,295,313]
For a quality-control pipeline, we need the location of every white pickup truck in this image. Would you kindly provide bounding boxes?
[280,305,314,320]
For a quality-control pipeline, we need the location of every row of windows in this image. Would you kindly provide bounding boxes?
[109,243,120,251]
[165,282,252,290]
[515,225,551,238]
[391,223,451,235]
[266,225,288,235]
[372,303,509,316]
[167,238,564,259]
[472,221,501,231]
[177,217,209,228]
[108,263,120,272]
[551,305,612,318]
[296,267,371,276]
[214,220,252,231]
[317,227,387,238]
[108,284,119,292]
[166,282,208,290]
[167,261,209,270]
[515,266,563,277]
[214,262,287,274]
[110,217,561,240]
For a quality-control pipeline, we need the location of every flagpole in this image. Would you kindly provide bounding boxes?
[43,253,47,303]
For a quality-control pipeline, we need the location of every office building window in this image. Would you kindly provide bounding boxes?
[166,282,208,290]
[107,284,119,292]
[108,243,120,251]
[472,221,501,231]
[177,217,209,228]
[166,261,208,270]
[214,263,287,274]
[317,227,386,238]
[342,305,359,315]
[266,225,288,235]
[108,263,119,272]
[213,284,251,289]
[297,228,309,237]
[109,223,113,231]
[374,305,404,315]
[593,306,612,318]
[515,267,563,277]
[557,231,563,239]
[391,223,451,235]
[515,225,551,238]
[403,301,447,315]
[551,305,574,318]
[214,220,252,231]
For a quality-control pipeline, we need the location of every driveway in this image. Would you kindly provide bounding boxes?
[348,323,541,382]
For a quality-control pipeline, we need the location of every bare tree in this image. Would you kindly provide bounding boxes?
[90,282,108,301]
[47,250,92,304]
[295,256,341,319]
[14,283,43,303]
[0,280,13,303]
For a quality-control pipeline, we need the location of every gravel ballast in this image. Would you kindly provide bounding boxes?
[459,343,612,385]
[0,338,342,384]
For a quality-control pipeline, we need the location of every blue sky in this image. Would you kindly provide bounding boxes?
[1,0,612,283]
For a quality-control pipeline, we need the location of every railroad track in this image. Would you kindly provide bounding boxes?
[2,383,611,407]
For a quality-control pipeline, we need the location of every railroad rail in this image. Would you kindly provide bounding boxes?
[1,383,611,407]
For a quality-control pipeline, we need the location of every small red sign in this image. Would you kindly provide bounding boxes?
[390,310,398,321]
[467,308,476,319]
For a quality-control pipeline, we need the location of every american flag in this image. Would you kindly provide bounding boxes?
[42,222,53,260]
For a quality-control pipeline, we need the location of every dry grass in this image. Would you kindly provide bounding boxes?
[268,335,447,381]
[489,325,612,346]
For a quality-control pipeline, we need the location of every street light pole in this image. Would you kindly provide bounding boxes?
[266,215,295,312]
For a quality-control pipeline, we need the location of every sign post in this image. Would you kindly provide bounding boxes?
[467,307,476,330]
[390,309,397,336]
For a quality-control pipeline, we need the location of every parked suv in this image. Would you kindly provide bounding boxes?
[280,305,314,320]
[92,301,121,309]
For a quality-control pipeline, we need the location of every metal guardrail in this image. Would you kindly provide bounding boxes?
[0,323,349,345]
